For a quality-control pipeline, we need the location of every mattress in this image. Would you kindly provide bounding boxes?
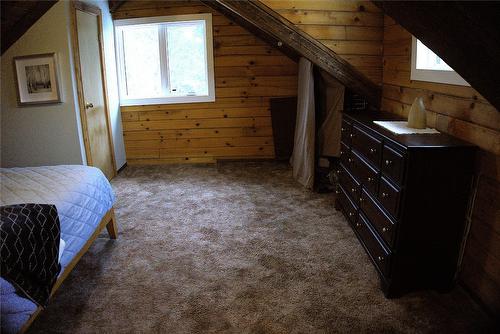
[0,165,115,334]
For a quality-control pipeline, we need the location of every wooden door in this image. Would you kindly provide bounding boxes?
[72,2,116,179]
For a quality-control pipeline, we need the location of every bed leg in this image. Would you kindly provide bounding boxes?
[106,209,118,239]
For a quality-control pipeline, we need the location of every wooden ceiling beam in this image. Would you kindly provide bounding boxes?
[373,1,500,112]
[200,0,381,108]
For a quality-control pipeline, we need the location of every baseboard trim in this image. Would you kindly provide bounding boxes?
[117,162,128,173]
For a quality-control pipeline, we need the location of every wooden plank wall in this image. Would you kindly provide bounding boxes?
[261,0,384,85]
[382,16,500,316]
[113,1,298,164]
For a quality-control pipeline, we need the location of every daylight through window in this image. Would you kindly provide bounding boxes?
[115,14,215,105]
[410,36,469,86]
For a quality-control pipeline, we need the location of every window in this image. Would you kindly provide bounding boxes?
[115,14,215,105]
[410,36,469,86]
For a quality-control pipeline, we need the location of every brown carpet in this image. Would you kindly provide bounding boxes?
[30,162,495,333]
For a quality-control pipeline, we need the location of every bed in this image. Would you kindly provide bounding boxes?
[0,165,117,334]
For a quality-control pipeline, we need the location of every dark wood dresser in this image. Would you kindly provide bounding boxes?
[335,110,476,297]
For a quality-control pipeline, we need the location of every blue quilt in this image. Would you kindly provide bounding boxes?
[0,165,115,334]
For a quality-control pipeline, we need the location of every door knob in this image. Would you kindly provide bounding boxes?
[85,102,94,109]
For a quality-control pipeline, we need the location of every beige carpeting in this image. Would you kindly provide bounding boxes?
[30,162,495,333]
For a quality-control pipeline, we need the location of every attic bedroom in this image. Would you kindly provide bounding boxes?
[0,1,499,333]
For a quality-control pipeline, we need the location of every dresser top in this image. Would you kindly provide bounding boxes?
[343,110,476,149]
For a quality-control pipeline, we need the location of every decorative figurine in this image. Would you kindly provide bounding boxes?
[407,97,427,129]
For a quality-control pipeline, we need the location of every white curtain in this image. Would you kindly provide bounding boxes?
[290,58,315,189]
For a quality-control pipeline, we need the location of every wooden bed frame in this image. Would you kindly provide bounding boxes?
[19,208,118,333]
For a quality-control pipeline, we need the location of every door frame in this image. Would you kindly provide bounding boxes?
[70,1,117,178]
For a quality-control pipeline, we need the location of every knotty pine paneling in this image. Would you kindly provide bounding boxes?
[261,0,384,85]
[113,1,298,164]
[381,16,500,316]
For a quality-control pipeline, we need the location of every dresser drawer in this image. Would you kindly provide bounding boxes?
[379,177,402,218]
[339,165,361,206]
[360,189,396,248]
[382,145,405,185]
[355,212,391,277]
[337,185,358,225]
[340,142,350,167]
[351,150,379,196]
[341,119,352,146]
[352,125,382,168]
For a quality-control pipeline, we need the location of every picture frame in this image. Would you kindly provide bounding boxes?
[13,53,61,106]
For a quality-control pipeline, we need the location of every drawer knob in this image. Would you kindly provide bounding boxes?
[335,190,340,194]
[377,256,384,262]
[381,192,389,198]
[370,148,377,154]
[341,127,346,132]
[348,212,354,217]
[385,159,392,166]
[367,177,373,182]
[337,169,341,174]
[340,151,344,155]
[359,197,364,203]
[382,227,389,233]
[348,158,353,163]
[356,223,361,227]
[350,133,355,138]
[351,188,356,193]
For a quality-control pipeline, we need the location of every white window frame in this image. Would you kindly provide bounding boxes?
[114,14,215,106]
[410,36,469,86]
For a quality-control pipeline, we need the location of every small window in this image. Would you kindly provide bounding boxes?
[410,36,469,86]
[115,14,215,106]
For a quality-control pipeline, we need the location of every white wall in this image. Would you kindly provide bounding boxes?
[0,1,86,167]
[0,0,127,170]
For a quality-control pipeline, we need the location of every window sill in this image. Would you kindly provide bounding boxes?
[410,70,470,87]
[119,95,216,106]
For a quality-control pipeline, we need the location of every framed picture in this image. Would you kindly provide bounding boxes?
[13,53,61,105]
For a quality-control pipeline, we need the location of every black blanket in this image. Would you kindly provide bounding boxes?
[0,203,62,307]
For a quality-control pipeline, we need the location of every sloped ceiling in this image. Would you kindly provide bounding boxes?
[6,1,498,111]
[1,0,57,55]
[373,1,500,112]
[1,0,125,55]
[200,0,382,108]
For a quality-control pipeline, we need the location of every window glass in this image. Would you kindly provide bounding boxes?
[166,21,208,96]
[415,39,453,71]
[410,36,469,86]
[122,25,162,98]
[115,14,215,105]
